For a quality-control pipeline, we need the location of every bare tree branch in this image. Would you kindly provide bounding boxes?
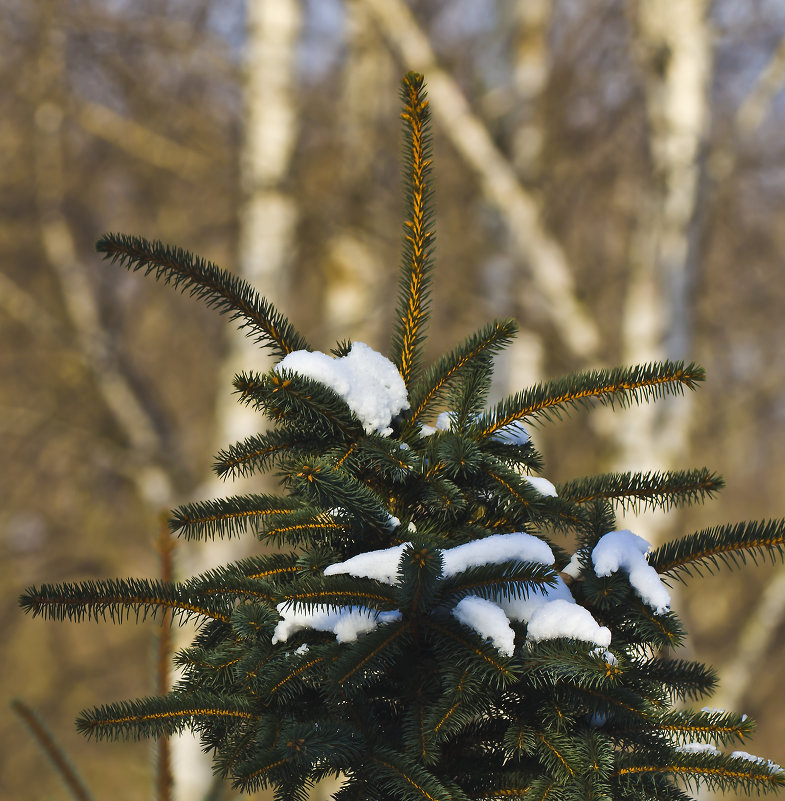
[76,99,212,177]
[736,33,785,135]
[33,13,174,509]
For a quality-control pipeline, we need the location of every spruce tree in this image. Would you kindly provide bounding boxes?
[20,72,785,801]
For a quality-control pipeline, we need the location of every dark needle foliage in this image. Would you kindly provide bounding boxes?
[21,73,785,801]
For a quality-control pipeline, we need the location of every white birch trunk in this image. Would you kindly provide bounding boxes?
[320,2,395,348]
[609,0,711,544]
[495,0,550,399]
[171,2,302,798]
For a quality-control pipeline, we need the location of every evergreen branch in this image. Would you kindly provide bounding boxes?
[191,573,277,606]
[479,361,705,437]
[649,519,785,581]
[424,619,519,686]
[234,754,292,792]
[283,457,392,527]
[405,319,518,427]
[335,436,417,484]
[417,475,467,521]
[11,698,97,801]
[535,731,577,779]
[237,552,302,582]
[614,752,785,793]
[77,695,258,740]
[278,576,398,614]
[267,656,329,696]
[170,494,301,540]
[475,779,549,800]
[368,747,471,801]
[19,578,232,624]
[518,641,625,692]
[261,509,352,548]
[391,72,435,387]
[625,710,754,746]
[95,233,309,357]
[214,430,320,481]
[557,469,724,514]
[234,370,363,438]
[635,657,717,702]
[572,686,649,721]
[439,561,557,604]
[618,602,686,649]
[333,619,414,686]
[480,457,584,531]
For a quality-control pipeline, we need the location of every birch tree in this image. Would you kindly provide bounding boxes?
[170,2,303,799]
[611,0,712,542]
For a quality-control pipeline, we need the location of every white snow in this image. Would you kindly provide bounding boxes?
[419,411,452,437]
[677,742,721,756]
[490,420,530,445]
[592,530,671,615]
[525,476,558,497]
[282,535,613,653]
[420,414,531,446]
[524,598,612,647]
[324,532,554,585]
[323,543,408,585]
[497,574,575,621]
[451,596,516,656]
[275,342,409,436]
[561,552,584,580]
[592,647,618,665]
[441,532,555,576]
[731,752,782,773]
[435,411,453,430]
[272,603,401,644]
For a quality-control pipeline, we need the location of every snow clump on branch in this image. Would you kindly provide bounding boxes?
[274,533,612,653]
[275,342,409,437]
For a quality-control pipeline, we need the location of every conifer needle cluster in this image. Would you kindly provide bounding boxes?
[21,72,785,801]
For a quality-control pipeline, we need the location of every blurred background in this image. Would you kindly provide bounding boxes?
[4,1,785,799]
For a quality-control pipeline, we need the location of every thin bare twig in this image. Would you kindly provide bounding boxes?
[11,699,97,801]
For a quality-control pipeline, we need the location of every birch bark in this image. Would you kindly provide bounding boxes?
[610,0,712,544]
[171,2,302,799]
[490,0,551,398]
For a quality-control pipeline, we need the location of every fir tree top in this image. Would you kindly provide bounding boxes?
[20,72,785,801]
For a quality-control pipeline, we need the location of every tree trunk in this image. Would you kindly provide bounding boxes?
[171,2,302,799]
[609,0,711,544]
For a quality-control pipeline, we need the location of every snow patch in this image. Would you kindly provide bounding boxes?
[592,530,671,614]
[452,596,515,657]
[524,598,612,647]
[272,603,401,644]
[491,421,531,445]
[442,532,555,576]
[497,574,574,622]
[525,476,558,497]
[561,552,584,580]
[275,342,409,436]
[286,536,612,654]
[324,543,408,585]
[677,742,721,755]
[731,752,782,773]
